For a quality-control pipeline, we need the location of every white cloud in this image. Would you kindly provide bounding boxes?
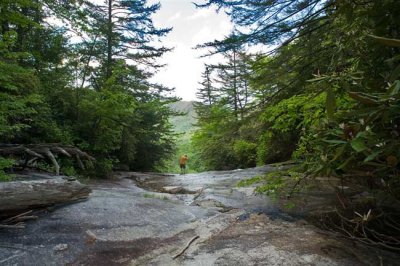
[151,43,202,100]
[168,11,182,22]
[191,26,213,45]
[148,1,233,101]
[219,20,233,34]
[191,21,233,46]
[186,8,215,20]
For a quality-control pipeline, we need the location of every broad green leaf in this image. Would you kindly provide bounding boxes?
[337,156,353,170]
[364,162,385,167]
[331,145,346,162]
[386,80,400,97]
[314,165,325,173]
[355,131,368,139]
[326,88,336,120]
[348,92,378,105]
[350,138,367,152]
[369,35,400,47]
[388,65,400,83]
[323,139,347,144]
[364,151,381,162]
[307,76,328,82]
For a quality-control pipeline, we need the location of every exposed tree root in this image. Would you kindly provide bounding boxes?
[0,143,95,175]
[317,208,400,252]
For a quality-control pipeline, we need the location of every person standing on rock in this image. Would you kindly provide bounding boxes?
[179,154,189,174]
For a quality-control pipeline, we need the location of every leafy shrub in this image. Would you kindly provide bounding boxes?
[306,82,400,200]
[85,158,115,178]
[0,157,14,182]
[233,139,257,168]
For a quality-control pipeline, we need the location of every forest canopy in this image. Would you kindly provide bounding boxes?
[193,0,400,175]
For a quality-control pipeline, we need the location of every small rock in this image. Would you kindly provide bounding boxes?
[53,244,68,252]
[162,186,184,194]
[62,176,76,181]
[85,230,97,244]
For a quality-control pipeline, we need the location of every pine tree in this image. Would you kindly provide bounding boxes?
[214,48,251,119]
[76,0,171,81]
[196,65,216,106]
[63,0,177,172]
[195,0,333,52]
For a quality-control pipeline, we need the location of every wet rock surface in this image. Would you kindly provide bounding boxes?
[0,166,398,265]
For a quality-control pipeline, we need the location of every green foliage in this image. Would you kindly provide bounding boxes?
[92,158,115,179]
[254,174,286,200]
[191,105,240,170]
[0,61,42,141]
[237,170,300,203]
[62,165,78,177]
[195,0,400,215]
[237,175,262,188]
[0,157,14,181]
[233,139,257,167]
[192,47,256,170]
[0,0,177,178]
[305,80,400,188]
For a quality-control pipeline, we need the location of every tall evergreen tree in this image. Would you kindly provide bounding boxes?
[196,65,216,106]
[193,47,256,170]
[64,0,177,173]
[214,48,251,119]
[77,0,171,82]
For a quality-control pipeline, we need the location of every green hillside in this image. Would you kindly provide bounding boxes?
[169,101,197,136]
[164,101,200,173]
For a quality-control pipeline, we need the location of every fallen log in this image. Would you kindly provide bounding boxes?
[0,177,91,213]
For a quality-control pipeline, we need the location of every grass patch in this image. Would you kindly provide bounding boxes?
[143,193,170,201]
[237,175,263,187]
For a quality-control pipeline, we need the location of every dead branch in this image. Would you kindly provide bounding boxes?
[2,210,33,224]
[193,188,205,201]
[172,236,200,259]
[317,208,400,252]
[0,224,25,229]
[336,192,347,209]
[287,175,306,199]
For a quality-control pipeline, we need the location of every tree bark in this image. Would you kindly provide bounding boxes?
[0,177,91,212]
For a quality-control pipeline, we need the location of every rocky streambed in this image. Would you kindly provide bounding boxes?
[0,166,398,265]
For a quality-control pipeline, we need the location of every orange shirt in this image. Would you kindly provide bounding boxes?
[179,155,188,165]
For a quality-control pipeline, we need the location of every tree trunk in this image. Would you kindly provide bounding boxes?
[0,177,91,213]
[106,0,113,78]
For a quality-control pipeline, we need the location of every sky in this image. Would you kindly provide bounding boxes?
[147,0,233,101]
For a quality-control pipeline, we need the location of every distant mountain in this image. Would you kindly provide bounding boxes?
[169,101,197,134]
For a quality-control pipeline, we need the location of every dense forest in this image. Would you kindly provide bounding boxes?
[190,0,400,251]
[0,0,179,178]
[193,0,400,173]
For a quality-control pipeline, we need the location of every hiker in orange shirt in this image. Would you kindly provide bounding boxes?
[179,154,188,174]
